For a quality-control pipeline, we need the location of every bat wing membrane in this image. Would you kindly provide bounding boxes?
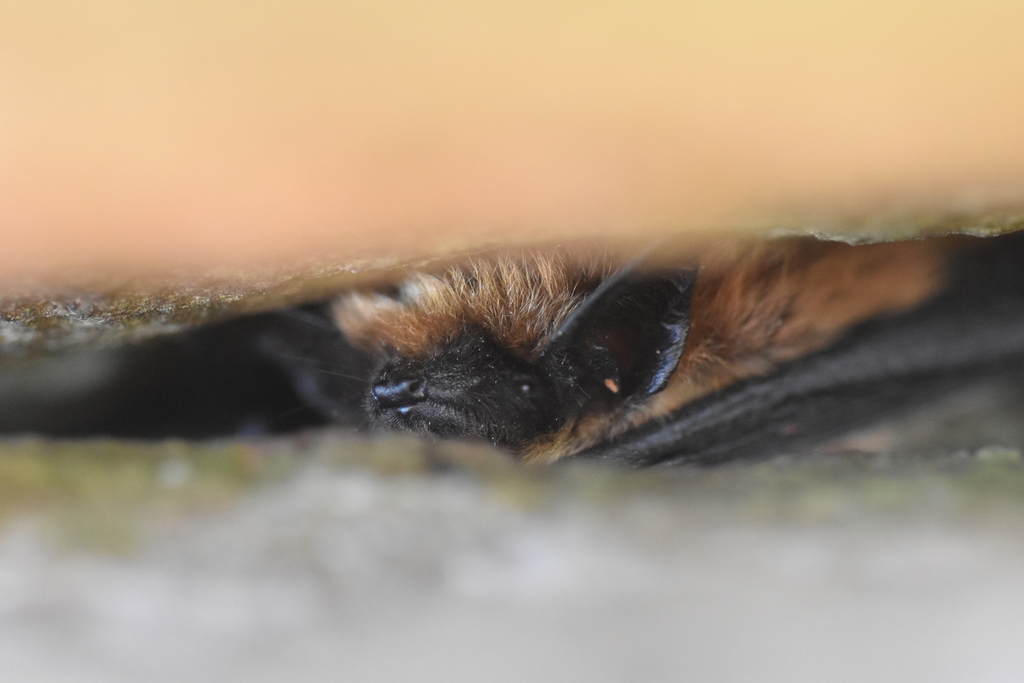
[578,233,1024,466]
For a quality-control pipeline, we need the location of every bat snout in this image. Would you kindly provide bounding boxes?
[371,376,427,410]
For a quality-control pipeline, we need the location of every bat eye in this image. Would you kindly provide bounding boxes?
[518,381,533,394]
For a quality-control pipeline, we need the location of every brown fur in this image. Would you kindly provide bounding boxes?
[333,238,948,462]
[524,238,948,461]
[333,252,612,358]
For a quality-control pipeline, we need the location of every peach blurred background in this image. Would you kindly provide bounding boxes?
[2,0,1023,283]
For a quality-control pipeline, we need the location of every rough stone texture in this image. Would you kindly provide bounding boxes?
[0,265,366,359]
[2,215,1023,358]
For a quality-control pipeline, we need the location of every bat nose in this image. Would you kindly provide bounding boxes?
[371,377,427,409]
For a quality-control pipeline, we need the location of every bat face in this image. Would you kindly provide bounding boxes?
[367,326,564,446]
[357,262,698,451]
[261,233,1024,465]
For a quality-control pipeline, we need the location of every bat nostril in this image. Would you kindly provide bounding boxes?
[371,377,427,409]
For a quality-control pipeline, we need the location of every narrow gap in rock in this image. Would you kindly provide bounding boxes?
[0,314,330,439]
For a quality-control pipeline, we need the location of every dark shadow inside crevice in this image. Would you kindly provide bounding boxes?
[0,314,334,439]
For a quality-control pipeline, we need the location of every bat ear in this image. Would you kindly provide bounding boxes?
[613,269,697,397]
[540,265,697,402]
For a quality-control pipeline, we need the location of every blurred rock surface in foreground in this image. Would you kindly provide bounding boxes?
[2,377,1024,683]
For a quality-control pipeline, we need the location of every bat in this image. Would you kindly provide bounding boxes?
[261,231,1024,466]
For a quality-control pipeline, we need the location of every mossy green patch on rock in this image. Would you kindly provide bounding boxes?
[0,438,274,553]
[0,432,515,553]
[5,430,1024,556]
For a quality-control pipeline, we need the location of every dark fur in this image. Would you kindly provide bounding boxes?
[367,327,564,446]
[259,233,1024,465]
[581,232,1024,465]
[293,264,698,452]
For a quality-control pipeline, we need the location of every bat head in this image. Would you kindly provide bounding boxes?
[365,264,697,449]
